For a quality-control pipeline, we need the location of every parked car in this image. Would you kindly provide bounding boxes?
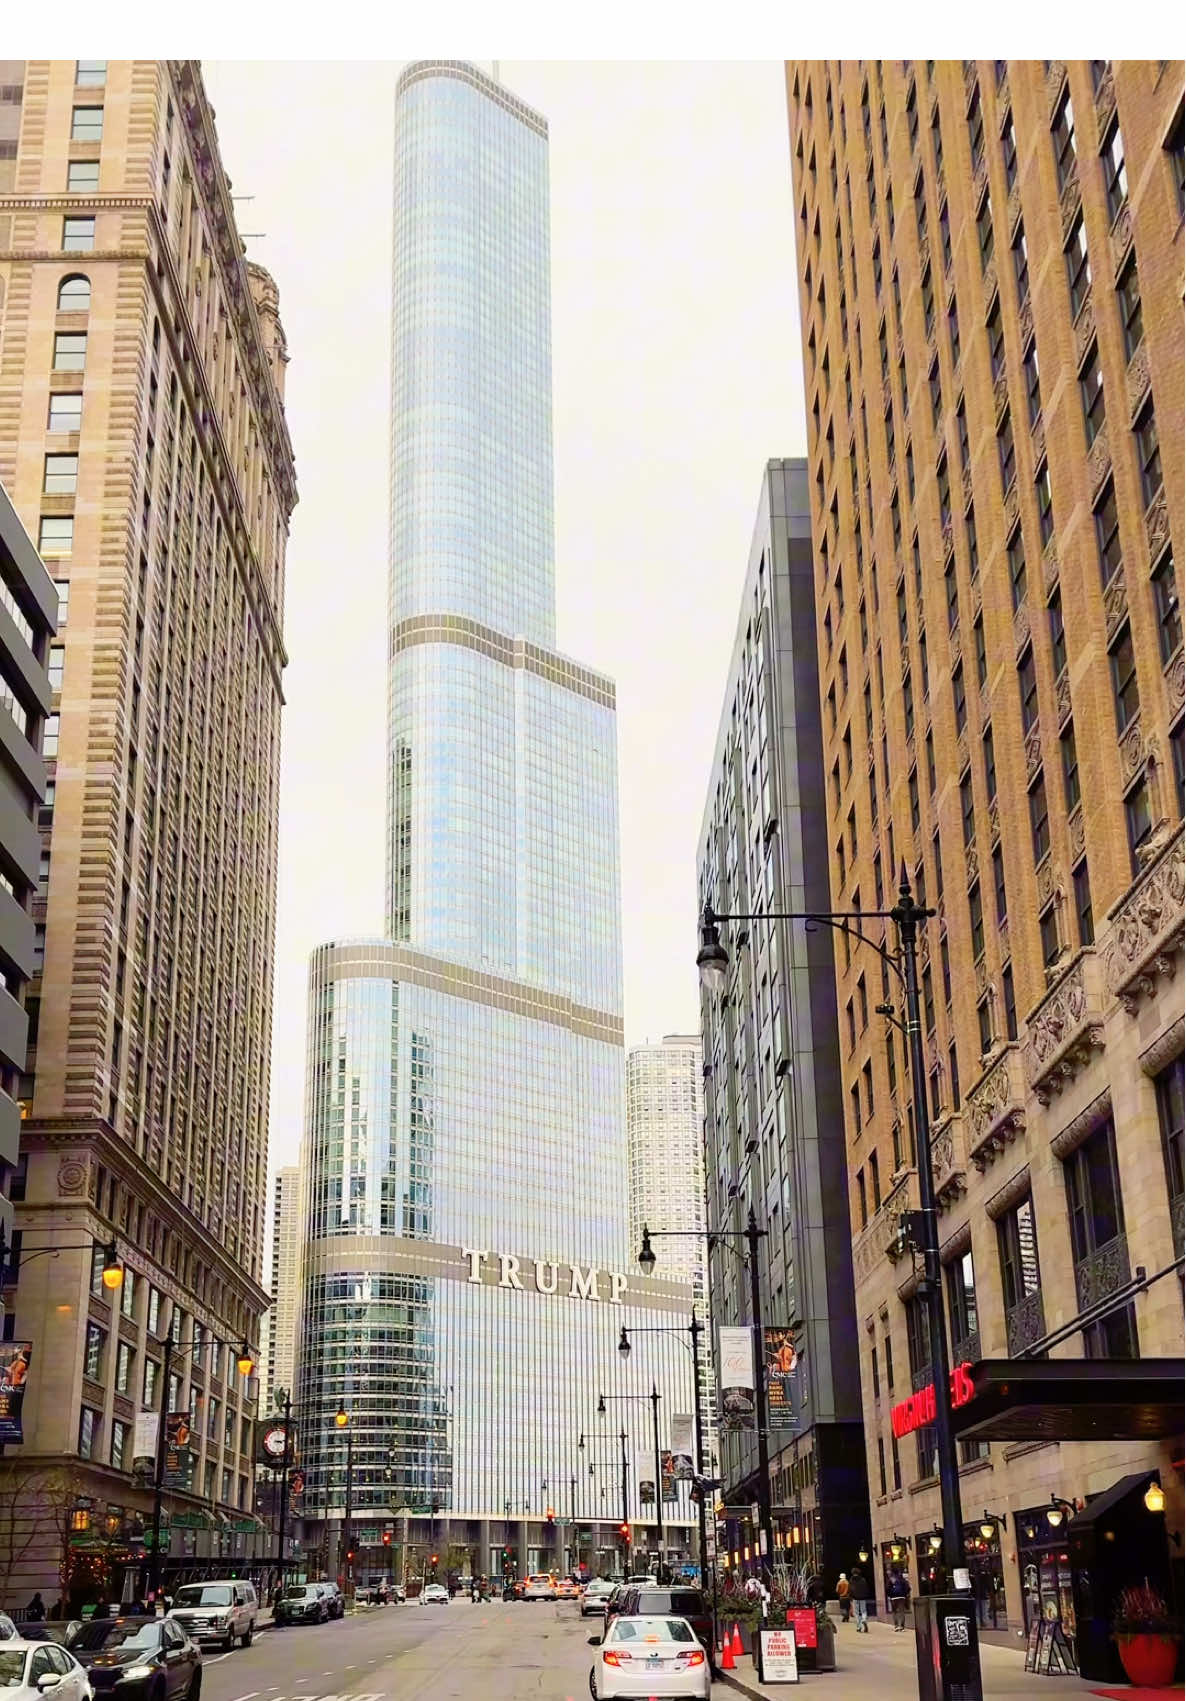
[169,1582,256,1650]
[590,1615,710,1699]
[580,1580,617,1618]
[523,1575,557,1602]
[0,1638,93,1701]
[273,1586,328,1626]
[556,1580,579,1601]
[419,1585,448,1607]
[610,1585,713,1657]
[69,1617,201,1701]
[313,1585,344,1621]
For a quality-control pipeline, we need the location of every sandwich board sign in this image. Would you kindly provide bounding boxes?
[756,1626,799,1683]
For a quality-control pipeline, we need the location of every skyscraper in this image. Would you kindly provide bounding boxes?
[294,63,698,1582]
[0,59,293,1601]
[262,1167,301,1412]
[786,59,1182,1645]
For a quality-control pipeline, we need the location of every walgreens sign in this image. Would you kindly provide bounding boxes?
[891,1362,975,1439]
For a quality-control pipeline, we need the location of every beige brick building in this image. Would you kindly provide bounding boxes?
[786,58,1183,1649]
[0,59,294,1603]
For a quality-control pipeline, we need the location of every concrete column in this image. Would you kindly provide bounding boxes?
[479,1519,492,1579]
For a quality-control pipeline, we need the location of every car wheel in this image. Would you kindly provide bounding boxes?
[186,1672,201,1701]
[223,1629,235,1652]
[241,1626,253,1648]
[587,1667,597,1699]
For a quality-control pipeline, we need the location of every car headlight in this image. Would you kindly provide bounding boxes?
[121,1666,155,1681]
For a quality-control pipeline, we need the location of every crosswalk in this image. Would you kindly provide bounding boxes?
[226,1693,387,1701]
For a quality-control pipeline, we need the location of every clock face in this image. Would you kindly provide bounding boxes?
[263,1424,288,1459]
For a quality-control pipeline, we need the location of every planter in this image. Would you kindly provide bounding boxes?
[816,1613,837,1671]
[1116,1632,1180,1688]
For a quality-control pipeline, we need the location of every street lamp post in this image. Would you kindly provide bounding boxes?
[696,878,969,1585]
[618,1315,710,1586]
[335,1404,355,1598]
[599,1390,664,1560]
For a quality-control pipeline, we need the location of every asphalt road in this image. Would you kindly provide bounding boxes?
[198,1598,651,1701]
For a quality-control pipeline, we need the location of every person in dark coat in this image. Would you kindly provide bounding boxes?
[849,1566,870,1631]
[888,1569,911,1630]
[25,1595,45,1622]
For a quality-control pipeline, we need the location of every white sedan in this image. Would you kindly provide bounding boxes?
[0,1640,92,1701]
[590,1616,710,1699]
[419,1584,449,1606]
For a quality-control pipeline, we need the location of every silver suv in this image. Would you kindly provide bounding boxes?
[170,1579,257,1648]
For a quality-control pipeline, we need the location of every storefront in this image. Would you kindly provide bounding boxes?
[1014,1505,1075,1637]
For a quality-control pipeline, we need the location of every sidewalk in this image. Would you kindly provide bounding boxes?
[715,1616,1116,1698]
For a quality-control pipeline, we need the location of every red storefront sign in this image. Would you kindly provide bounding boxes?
[891,1361,974,1438]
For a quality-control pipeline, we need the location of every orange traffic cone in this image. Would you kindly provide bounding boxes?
[732,1622,743,1657]
[720,1635,735,1671]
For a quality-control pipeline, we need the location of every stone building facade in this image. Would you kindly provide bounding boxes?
[0,59,295,1602]
[786,58,1183,1637]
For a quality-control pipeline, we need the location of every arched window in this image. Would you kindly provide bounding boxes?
[57,274,91,312]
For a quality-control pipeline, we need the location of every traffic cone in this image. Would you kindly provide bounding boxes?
[720,1635,735,1671]
[732,1622,743,1657]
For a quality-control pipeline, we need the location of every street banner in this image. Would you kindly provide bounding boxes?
[640,1479,655,1504]
[765,1327,800,1427]
[718,1325,755,1430]
[163,1411,194,1489]
[133,1410,158,1463]
[670,1414,694,1478]
[0,1341,33,1443]
[660,1451,677,1501]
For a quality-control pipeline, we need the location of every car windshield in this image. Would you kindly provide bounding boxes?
[612,1616,694,1643]
[175,1587,231,1607]
[71,1621,161,1653]
[0,1652,27,1687]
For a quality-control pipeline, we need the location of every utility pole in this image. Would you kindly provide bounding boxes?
[745,1207,775,1572]
[619,1429,629,1568]
[649,1383,664,1563]
[147,1334,174,1601]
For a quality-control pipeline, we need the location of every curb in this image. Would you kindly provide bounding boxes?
[718,1670,767,1700]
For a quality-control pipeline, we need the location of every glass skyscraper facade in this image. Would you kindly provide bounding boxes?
[294,64,697,1579]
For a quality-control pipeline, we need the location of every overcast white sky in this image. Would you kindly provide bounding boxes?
[199,60,804,1173]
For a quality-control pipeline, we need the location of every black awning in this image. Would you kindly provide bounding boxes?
[950,1358,1185,1443]
[1067,1471,1151,1529]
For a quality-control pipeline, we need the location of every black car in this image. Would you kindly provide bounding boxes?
[69,1616,201,1701]
[609,1586,713,1660]
[274,1586,328,1626]
[314,1584,344,1621]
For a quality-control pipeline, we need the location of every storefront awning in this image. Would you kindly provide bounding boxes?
[1066,1471,1151,1530]
[950,1358,1184,1443]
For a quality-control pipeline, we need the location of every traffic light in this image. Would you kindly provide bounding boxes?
[545,1506,555,1525]
[618,1522,630,1541]
[346,1549,355,1562]
[382,1531,392,1547]
[430,1553,439,1566]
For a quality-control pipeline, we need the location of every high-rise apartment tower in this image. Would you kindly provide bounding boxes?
[787,58,1182,1659]
[262,1166,301,1413]
[0,59,294,1603]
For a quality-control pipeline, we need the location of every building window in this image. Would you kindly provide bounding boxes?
[923,964,936,1033]
[952,661,966,733]
[1073,858,1094,946]
[47,649,64,692]
[84,1322,105,1380]
[1002,110,1018,189]
[1116,256,1143,361]
[1060,722,1080,811]
[857,1168,867,1229]
[111,1419,130,1473]
[1040,903,1061,967]
[998,409,1016,491]
[143,1358,159,1409]
[909,767,921,831]
[992,843,1007,925]
[1008,529,1027,611]
[71,105,104,142]
[1022,342,1041,425]
[38,516,73,557]
[67,160,99,193]
[1125,774,1153,872]
[1019,646,1038,734]
[1109,623,1140,732]
[929,358,943,425]
[870,1149,881,1209]
[1048,589,1067,677]
[966,504,980,577]
[1155,1056,1184,1254]
[1065,1119,1137,1357]
[1166,102,1184,217]
[1030,771,1050,863]
[42,714,59,758]
[968,881,984,961]
[977,995,993,1053]
[1135,403,1162,508]
[937,456,951,527]
[1094,481,1122,585]
[960,770,976,846]
[78,1407,100,1460]
[982,724,997,800]
[53,331,87,371]
[75,60,107,85]
[999,1194,1042,1352]
[948,297,960,366]
[115,1340,133,1395]
[1065,217,1091,318]
[1035,463,1055,547]
[57,273,91,312]
[967,82,985,169]
[946,1249,979,1355]
[1052,89,1077,190]
[48,393,83,433]
[1153,550,1182,662]
[1080,344,1106,447]
[43,453,78,495]
[1101,118,1128,224]
[987,299,1005,380]
[62,216,95,252]
[1012,224,1029,303]
[976,193,994,270]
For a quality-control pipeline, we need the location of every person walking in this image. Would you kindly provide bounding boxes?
[836,1572,851,1623]
[888,1569,912,1631]
[25,1594,45,1622]
[850,1566,870,1631]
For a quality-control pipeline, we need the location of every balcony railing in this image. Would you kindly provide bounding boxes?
[1006,1288,1046,1357]
[952,1329,981,1366]
[1102,825,1184,1016]
[1074,1232,1131,1312]
[1022,950,1106,1106]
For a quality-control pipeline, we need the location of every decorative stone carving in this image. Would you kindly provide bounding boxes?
[1004,478,1019,534]
[1046,60,1067,111]
[973,154,988,207]
[932,1121,968,1212]
[1120,718,1144,781]
[1167,650,1185,715]
[1050,1088,1113,1160]
[968,1050,1026,1171]
[942,518,954,562]
[993,371,1009,422]
[966,843,979,883]
[1068,805,1085,860]
[981,260,998,317]
[999,916,1010,956]
[918,230,930,275]
[1126,342,1152,420]
[1024,726,1042,779]
[1013,602,1031,654]
[1007,181,1021,236]
[985,1160,1031,1220]
[1102,827,1185,1014]
[1007,1289,1047,1356]
[1075,1233,1131,1312]
[1073,295,1095,363]
[1139,1015,1185,1078]
[964,59,979,102]
[58,1154,90,1196]
[996,72,1011,121]
[1023,956,1106,1103]
[1092,62,1117,136]
[1055,669,1071,725]
[1145,488,1171,561]
[1031,417,1045,466]
[1018,293,1034,352]
[975,955,988,995]
[956,726,968,775]
[1110,203,1133,277]
[1103,573,1128,639]
[1086,425,1111,501]
[961,462,974,512]
[988,798,1001,844]
[1059,173,1081,240]
[1042,539,1060,596]
[1036,854,1055,906]
[920,927,932,967]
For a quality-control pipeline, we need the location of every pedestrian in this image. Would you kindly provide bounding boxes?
[888,1569,911,1631]
[25,1594,45,1622]
[850,1566,870,1631]
[836,1572,851,1623]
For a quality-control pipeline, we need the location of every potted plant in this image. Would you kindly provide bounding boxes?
[1113,1581,1180,1689]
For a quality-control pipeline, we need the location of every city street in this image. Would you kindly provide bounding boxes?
[194,1602,1118,1701]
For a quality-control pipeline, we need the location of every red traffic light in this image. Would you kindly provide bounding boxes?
[382,1531,392,1545]
[430,1553,439,1565]
[618,1522,630,1539]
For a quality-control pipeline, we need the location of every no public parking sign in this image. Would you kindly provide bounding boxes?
[757,1627,800,1683]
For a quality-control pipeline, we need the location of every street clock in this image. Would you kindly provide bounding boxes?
[262,1423,288,1461]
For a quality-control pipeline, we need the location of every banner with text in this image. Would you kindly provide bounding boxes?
[163,1411,194,1489]
[640,1479,655,1505]
[719,1326,756,1431]
[670,1414,694,1479]
[0,1341,33,1444]
[660,1451,677,1501]
[764,1327,800,1429]
[133,1410,158,1465]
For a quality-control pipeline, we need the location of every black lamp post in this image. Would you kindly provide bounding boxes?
[599,1387,664,1560]
[619,1314,709,1587]
[335,1404,355,1597]
[696,876,970,1595]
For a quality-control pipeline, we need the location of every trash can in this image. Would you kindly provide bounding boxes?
[912,1594,984,1701]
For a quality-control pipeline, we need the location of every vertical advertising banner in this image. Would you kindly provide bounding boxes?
[0,1342,33,1443]
[718,1325,756,1431]
[163,1412,194,1489]
[133,1410,159,1464]
[660,1451,677,1501]
[765,1327,801,1429]
[639,1480,655,1505]
[670,1414,694,1479]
